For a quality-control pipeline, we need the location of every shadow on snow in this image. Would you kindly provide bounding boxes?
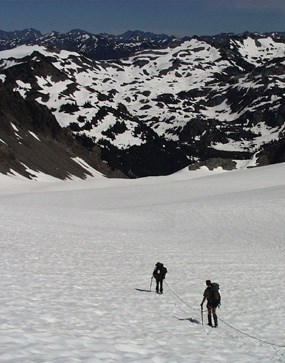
[174,316,200,324]
[135,288,153,293]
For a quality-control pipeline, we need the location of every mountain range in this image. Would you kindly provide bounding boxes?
[0,29,284,179]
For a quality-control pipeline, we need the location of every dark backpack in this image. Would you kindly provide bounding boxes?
[154,264,167,279]
[209,282,221,305]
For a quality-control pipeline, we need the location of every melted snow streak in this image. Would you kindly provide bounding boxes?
[0,164,284,362]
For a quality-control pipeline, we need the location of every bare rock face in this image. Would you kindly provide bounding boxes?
[0,84,124,179]
[189,158,238,171]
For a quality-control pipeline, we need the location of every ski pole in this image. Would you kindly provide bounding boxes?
[150,277,153,291]
[201,307,204,325]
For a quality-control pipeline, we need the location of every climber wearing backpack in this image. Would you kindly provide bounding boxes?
[200,280,221,327]
[152,262,167,294]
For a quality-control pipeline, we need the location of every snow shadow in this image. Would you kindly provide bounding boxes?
[174,316,200,324]
[135,288,153,293]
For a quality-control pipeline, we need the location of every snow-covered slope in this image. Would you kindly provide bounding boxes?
[0,164,284,362]
[0,33,285,178]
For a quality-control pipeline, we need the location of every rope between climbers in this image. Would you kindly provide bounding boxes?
[165,280,285,349]
[164,280,200,311]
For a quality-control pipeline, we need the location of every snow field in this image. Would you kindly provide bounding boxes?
[0,164,284,362]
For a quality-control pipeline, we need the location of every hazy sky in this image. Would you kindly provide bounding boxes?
[1,0,285,37]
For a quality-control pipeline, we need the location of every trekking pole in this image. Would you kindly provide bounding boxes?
[150,277,153,291]
[201,307,204,325]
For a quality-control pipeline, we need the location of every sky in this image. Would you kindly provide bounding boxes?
[0,0,285,37]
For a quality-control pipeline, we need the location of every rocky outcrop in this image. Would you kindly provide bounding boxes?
[0,84,124,179]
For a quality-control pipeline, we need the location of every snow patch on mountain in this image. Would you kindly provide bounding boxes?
[235,36,285,65]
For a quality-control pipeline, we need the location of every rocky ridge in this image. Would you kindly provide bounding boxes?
[0,30,284,179]
[0,29,176,61]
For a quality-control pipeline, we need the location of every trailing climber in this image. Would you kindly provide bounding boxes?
[152,262,167,294]
[200,279,221,327]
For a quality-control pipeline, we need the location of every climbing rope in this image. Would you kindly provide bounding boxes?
[218,316,285,348]
[164,280,200,311]
[165,280,285,348]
